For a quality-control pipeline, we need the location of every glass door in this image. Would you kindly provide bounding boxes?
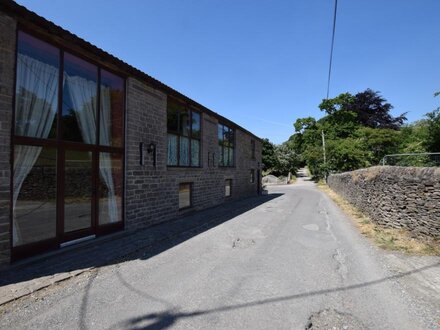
[62,149,95,239]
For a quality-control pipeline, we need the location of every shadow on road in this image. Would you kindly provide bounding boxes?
[113,261,440,330]
[0,193,283,288]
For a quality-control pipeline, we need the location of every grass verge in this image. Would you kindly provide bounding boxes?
[318,182,440,256]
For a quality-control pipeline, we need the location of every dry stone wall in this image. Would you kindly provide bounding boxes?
[327,166,440,238]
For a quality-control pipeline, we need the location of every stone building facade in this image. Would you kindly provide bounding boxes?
[0,1,262,266]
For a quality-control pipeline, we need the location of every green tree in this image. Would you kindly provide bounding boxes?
[261,138,277,172]
[356,127,401,164]
[319,89,406,130]
[424,108,440,152]
[327,138,371,172]
[272,143,300,176]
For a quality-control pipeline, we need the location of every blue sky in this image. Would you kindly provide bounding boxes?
[16,0,440,144]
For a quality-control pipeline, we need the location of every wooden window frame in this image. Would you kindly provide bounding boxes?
[10,28,126,261]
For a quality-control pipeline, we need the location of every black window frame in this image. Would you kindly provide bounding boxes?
[218,123,235,167]
[167,98,201,167]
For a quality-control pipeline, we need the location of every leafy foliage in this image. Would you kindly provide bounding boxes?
[319,89,406,129]
[263,88,439,178]
[261,138,300,176]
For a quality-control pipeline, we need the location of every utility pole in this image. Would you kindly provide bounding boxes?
[322,130,328,181]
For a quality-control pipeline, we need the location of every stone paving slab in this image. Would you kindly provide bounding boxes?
[0,194,275,306]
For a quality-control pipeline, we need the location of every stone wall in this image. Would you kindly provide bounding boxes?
[0,12,16,266]
[125,77,262,230]
[327,166,440,238]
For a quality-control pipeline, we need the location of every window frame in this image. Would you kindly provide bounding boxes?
[167,98,201,168]
[178,182,193,210]
[218,123,235,167]
[11,28,126,260]
[225,179,232,197]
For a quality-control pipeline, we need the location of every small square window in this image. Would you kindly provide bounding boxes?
[179,183,192,209]
[225,179,232,197]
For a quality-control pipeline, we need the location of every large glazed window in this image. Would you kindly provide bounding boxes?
[218,124,234,167]
[100,70,124,147]
[99,152,123,225]
[13,147,57,246]
[15,31,59,140]
[167,98,201,167]
[62,53,98,144]
[12,31,125,254]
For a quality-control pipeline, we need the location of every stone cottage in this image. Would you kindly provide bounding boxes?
[0,0,262,265]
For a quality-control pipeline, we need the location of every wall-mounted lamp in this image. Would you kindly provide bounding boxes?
[147,142,156,168]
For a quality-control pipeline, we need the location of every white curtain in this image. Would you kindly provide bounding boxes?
[167,134,178,165]
[191,140,200,166]
[179,137,189,166]
[98,86,118,223]
[65,75,97,144]
[13,54,59,245]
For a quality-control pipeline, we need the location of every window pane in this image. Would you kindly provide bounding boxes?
[218,125,223,144]
[179,183,191,209]
[167,134,178,166]
[100,70,124,147]
[218,145,223,166]
[180,137,190,166]
[180,109,190,137]
[224,146,230,165]
[62,52,98,144]
[13,146,57,246]
[167,100,179,133]
[99,153,123,225]
[15,31,59,139]
[191,139,200,167]
[229,147,234,166]
[226,128,234,147]
[191,111,201,138]
[250,169,255,183]
[64,150,92,232]
[225,179,231,197]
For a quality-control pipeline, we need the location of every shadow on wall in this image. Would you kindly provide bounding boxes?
[0,193,284,287]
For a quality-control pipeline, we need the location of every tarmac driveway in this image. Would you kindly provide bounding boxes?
[1,177,439,329]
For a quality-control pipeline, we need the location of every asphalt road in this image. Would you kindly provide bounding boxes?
[1,174,439,329]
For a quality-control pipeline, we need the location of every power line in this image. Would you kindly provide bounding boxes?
[326,0,338,100]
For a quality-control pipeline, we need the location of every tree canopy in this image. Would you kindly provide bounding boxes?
[262,88,439,179]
